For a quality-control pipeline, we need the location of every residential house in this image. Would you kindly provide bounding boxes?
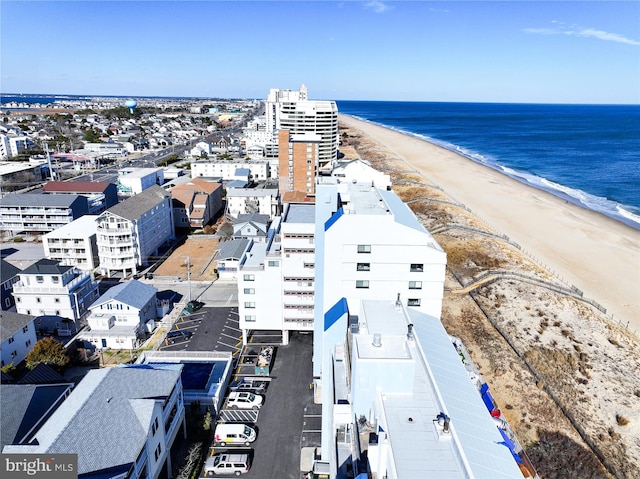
[1,381,74,450]
[42,181,118,214]
[215,239,251,280]
[12,259,100,329]
[80,279,158,350]
[96,185,175,277]
[43,215,100,271]
[1,259,21,310]
[0,193,89,235]
[232,213,270,241]
[170,178,223,229]
[3,366,186,479]
[0,311,37,369]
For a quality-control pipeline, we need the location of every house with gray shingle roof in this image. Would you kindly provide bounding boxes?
[0,311,37,369]
[3,366,185,479]
[80,280,158,350]
[215,238,251,280]
[96,185,175,278]
[232,213,270,242]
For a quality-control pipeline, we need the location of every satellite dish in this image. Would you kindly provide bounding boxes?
[125,99,137,114]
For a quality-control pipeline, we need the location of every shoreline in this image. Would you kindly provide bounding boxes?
[339,113,640,335]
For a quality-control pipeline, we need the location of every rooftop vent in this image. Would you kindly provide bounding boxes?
[372,333,382,347]
[395,293,402,311]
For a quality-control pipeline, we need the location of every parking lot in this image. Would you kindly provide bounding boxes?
[157,300,316,478]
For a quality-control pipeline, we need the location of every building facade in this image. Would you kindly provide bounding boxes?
[96,185,175,277]
[12,259,99,327]
[225,186,279,219]
[278,130,320,196]
[42,181,118,215]
[3,366,186,479]
[0,311,37,368]
[265,85,339,172]
[43,215,100,271]
[191,159,271,182]
[0,193,89,235]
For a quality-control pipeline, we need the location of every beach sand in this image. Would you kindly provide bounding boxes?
[339,114,640,334]
[339,114,640,477]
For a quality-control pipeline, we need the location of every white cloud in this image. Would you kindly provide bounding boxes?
[525,22,640,46]
[364,1,390,13]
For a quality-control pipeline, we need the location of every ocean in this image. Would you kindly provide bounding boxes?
[336,101,640,230]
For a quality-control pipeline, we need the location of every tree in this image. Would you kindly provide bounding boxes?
[25,337,70,371]
[83,128,101,143]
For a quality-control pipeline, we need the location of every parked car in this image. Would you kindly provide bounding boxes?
[166,330,193,344]
[203,453,251,476]
[229,379,268,394]
[226,391,263,410]
[213,423,256,447]
[182,300,203,315]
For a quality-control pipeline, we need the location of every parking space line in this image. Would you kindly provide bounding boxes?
[224,325,241,332]
[221,332,241,341]
[217,340,241,350]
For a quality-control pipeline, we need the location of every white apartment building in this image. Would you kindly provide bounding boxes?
[117,167,164,195]
[313,180,447,376]
[83,141,125,158]
[43,215,99,271]
[3,366,186,479]
[0,134,36,159]
[265,85,339,172]
[0,311,37,369]
[191,159,271,182]
[12,259,100,327]
[96,185,175,277]
[225,186,279,219]
[237,203,315,344]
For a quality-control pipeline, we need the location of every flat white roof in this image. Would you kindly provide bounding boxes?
[44,215,98,239]
[358,300,522,478]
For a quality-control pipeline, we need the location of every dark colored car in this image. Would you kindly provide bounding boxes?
[166,330,193,344]
[229,379,268,394]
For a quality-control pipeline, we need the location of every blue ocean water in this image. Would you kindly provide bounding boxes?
[336,101,640,230]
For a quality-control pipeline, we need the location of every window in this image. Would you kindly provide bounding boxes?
[244,302,256,309]
[410,263,424,272]
[409,281,422,290]
[407,298,421,307]
[357,244,371,254]
[25,339,31,348]
[51,276,59,283]
[356,263,370,271]
[22,325,28,333]
[36,276,44,283]
[243,274,255,281]
[8,337,14,344]
[152,417,159,435]
[245,315,256,322]
[356,280,370,289]
[36,297,41,303]
[243,288,255,295]
[16,297,21,303]
[54,298,60,303]
[268,260,279,267]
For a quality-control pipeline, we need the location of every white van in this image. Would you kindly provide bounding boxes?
[203,453,251,476]
[213,424,256,447]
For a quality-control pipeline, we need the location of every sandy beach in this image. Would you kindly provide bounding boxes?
[339,114,640,335]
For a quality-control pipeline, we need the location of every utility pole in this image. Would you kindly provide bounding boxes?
[186,256,191,302]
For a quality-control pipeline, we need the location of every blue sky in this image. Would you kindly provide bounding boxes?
[1,1,639,103]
